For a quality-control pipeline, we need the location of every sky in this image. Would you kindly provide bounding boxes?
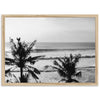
[5,17,95,43]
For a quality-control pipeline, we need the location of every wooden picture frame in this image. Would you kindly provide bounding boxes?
[2,14,98,86]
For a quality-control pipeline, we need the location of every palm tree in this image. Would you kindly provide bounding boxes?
[45,54,81,83]
[5,38,44,83]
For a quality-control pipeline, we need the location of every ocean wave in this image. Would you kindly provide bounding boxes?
[5,50,95,58]
[38,55,95,60]
[5,48,95,53]
[34,48,95,52]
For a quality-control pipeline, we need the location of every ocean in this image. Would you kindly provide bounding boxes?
[35,42,95,50]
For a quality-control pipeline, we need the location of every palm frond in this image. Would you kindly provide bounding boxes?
[26,40,37,54]
[27,55,44,61]
[27,65,40,74]
[29,40,37,49]
[13,74,20,83]
[5,67,12,74]
[10,38,17,49]
[28,69,39,79]
[5,58,15,63]
[9,38,18,57]
[57,58,66,68]
[52,66,61,70]
[26,55,45,65]
[64,56,69,63]
[70,54,73,61]
[34,68,40,74]
[5,61,15,66]
[75,71,82,77]
[57,58,65,64]
[53,60,63,69]
[22,42,28,49]
[57,69,67,77]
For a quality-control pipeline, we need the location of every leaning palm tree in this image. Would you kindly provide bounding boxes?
[45,54,81,83]
[5,38,44,83]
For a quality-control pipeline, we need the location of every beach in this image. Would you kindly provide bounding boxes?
[5,64,95,83]
[5,42,96,83]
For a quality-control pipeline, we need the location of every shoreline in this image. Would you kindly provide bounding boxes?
[38,56,95,60]
[34,48,95,52]
[8,66,95,73]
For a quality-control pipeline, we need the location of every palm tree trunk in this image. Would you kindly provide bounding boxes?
[20,67,23,82]
[67,75,72,82]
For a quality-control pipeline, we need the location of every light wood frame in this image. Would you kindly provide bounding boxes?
[1,14,98,86]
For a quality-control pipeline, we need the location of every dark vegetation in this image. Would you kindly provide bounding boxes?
[45,54,82,83]
[5,38,44,83]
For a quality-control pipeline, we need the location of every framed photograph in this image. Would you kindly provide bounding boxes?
[2,15,98,86]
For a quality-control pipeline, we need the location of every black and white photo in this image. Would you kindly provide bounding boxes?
[2,15,98,85]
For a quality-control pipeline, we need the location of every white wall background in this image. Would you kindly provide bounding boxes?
[0,0,99,100]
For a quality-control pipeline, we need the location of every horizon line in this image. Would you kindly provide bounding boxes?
[5,41,95,43]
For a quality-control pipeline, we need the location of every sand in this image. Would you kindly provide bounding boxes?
[36,67,95,83]
[5,66,95,83]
